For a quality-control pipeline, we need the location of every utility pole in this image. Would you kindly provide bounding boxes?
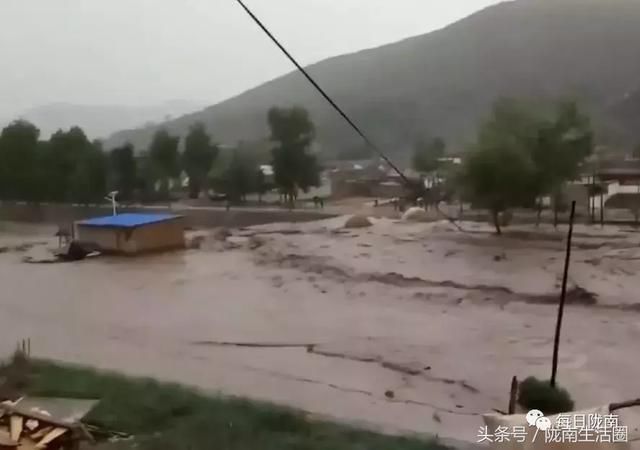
[551,201,576,388]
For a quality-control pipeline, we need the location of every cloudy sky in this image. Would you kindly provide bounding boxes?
[0,0,502,118]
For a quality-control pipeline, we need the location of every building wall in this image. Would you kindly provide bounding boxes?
[76,218,185,254]
[126,219,185,253]
[75,226,121,251]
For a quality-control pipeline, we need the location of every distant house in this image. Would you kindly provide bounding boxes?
[327,159,388,198]
[259,164,274,185]
[595,161,640,185]
[437,156,462,166]
[327,158,424,199]
[75,213,185,255]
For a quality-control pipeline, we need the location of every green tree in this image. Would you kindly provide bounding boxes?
[43,127,95,202]
[183,123,217,199]
[460,98,594,233]
[135,151,161,202]
[252,168,272,203]
[268,106,321,207]
[149,128,180,197]
[108,143,138,201]
[69,140,108,204]
[211,149,262,203]
[412,137,446,173]
[460,100,538,234]
[0,120,41,201]
[528,100,594,225]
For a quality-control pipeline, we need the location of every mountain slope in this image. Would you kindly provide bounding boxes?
[105,0,640,157]
[7,101,203,140]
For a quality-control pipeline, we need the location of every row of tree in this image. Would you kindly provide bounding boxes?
[0,106,322,206]
[0,97,594,229]
[461,99,593,233]
[0,123,108,204]
[409,99,593,234]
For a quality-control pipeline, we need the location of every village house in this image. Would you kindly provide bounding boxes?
[74,213,185,255]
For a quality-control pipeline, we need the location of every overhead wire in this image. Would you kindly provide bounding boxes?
[234,0,464,231]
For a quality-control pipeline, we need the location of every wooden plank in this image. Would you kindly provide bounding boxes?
[30,426,53,440]
[0,429,18,446]
[10,414,24,441]
[36,427,67,448]
[16,437,39,450]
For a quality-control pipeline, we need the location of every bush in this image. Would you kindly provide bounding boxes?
[517,376,575,414]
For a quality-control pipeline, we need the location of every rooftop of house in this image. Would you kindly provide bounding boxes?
[76,213,182,228]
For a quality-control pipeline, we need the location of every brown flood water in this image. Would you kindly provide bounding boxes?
[2,218,640,442]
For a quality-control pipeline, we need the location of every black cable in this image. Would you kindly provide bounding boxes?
[234,0,464,231]
[234,0,409,184]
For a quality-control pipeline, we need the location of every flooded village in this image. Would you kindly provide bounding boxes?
[5,0,640,448]
[3,149,640,443]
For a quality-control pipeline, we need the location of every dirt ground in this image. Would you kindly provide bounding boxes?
[2,218,640,442]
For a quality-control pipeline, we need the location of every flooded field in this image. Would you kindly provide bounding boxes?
[2,218,640,441]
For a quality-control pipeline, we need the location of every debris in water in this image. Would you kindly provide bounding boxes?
[186,235,206,249]
[528,286,598,306]
[344,215,372,229]
[402,207,429,223]
[212,227,232,241]
[384,390,395,399]
[248,236,266,250]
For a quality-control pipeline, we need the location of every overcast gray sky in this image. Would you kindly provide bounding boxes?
[0,0,501,118]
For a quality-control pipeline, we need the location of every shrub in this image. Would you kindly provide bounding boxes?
[517,376,574,414]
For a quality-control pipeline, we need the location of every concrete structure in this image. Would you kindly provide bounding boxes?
[578,159,640,213]
[75,213,185,254]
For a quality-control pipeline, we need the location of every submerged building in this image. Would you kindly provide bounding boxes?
[75,213,185,255]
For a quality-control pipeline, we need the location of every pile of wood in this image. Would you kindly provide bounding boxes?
[0,342,97,449]
[0,399,94,449]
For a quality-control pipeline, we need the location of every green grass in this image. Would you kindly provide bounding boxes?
[26,360,447,450]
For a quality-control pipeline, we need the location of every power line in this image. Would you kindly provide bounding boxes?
[234,0,409,185]
[234,0,464,231]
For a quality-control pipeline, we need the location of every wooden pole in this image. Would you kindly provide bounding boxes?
[591,174,596,223]
[551,200,576,388]
[508,376,518,414]
[600,191,604,226]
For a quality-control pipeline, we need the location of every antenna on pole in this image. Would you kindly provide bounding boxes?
[105,191,119,216]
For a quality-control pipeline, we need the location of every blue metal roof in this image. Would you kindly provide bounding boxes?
[77,213,182,228]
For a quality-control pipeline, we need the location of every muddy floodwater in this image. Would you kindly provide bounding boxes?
[2,218,640,442]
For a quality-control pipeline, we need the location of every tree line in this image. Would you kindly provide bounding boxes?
[0,97,595,230]
[411,98,594,234]
[0,106,322,206]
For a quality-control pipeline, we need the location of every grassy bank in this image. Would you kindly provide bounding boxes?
[25,360,446,450]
